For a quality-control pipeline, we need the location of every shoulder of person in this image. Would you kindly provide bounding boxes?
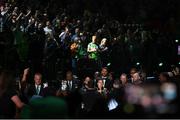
[88,42,92,45]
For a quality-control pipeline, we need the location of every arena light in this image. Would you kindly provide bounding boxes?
[107,63,111,66]
[178,62,180,65]
[159,62,163,67]
[175,40,179,43]
[136,62,140,66]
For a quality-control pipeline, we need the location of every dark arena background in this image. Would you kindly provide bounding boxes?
[0,0,180,119]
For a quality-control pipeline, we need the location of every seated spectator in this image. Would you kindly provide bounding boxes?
[81,76,95,93]
[96,79,108,97]
[0,70,24,118]
[99,67,113,91]
[59,71,80,93]
[21,68,48,100]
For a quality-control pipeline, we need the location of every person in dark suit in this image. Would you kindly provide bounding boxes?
[21,68,47,101]
[27,73,45,97]
[99,67,113,91]
[59,71,80,94]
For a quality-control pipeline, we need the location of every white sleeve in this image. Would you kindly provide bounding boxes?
[59,32,65,38]
[87,43,90,52]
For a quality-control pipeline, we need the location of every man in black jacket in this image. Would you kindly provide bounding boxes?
[99,67,113,91]
[27,73,45,97]
[21,69,47,101]
[59,71,80,93]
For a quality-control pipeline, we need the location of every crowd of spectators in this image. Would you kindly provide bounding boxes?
[0,0,180,118]
[0,66,180,118]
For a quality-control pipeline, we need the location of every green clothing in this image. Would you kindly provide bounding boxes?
[77,45,87,59]
[20,97,68,119]
[87,42,99,60]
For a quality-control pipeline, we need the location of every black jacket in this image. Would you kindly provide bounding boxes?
[27,84,45,98]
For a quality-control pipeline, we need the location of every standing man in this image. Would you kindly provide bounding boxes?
[87,35,100,71]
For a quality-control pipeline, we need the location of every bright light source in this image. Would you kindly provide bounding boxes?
[175,40,179,43]
[136,62,140,66]
[178,62,180,65]
[159,63,163,67]
[107,63,111,66]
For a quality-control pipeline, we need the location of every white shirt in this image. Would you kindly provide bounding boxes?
[103,80,106,87]
[1,10,7,16]
[35,84,41,95]
[43,26,54,37]
[68,81,72,89]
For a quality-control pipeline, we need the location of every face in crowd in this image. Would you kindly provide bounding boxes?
[84,77,91,85]
[130,68,137,78]
[66,71,73,81]
[97,79,104,90]
[46,21,51,28]
[120,73,128,85]
[101,68,108,77]
[34,73,42,85]
[132,72,141,81]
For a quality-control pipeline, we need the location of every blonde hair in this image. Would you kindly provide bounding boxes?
[100,38,107,46]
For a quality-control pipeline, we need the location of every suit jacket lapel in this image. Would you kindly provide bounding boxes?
[39,84,44,95]
[33,85,37,95]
